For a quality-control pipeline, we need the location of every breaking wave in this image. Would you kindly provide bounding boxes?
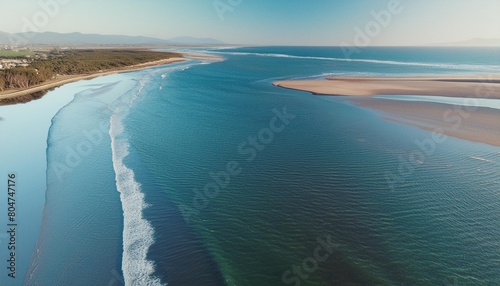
[109,80,165,286]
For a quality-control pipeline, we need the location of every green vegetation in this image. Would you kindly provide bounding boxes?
[0,50,181,91]
[0,50,36,58]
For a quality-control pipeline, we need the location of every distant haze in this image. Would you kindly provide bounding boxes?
[0,31,224,46]
[0,0,499,46]
[430,38,500,47]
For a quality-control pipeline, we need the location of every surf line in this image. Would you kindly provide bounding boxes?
[109,78,164,286]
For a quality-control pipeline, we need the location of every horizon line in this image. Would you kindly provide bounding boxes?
[1,31,500,48]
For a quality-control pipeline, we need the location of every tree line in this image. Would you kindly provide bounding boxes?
[0,50,181,91]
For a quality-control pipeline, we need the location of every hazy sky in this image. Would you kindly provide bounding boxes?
[0,0,499,45]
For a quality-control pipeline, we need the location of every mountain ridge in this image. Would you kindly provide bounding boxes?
[0,31,225,46]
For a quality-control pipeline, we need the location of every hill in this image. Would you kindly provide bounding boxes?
[0,31,224,46]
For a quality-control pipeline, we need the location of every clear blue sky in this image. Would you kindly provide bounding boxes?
[0,0,499,45]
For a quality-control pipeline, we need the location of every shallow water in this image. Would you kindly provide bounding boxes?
[21,47,500,285]
[374,95,500,110]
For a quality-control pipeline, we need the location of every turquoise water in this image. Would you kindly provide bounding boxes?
[374,95,500,110]
[0,84,75,285]
[25,75,136,285]
[21,47,500,285]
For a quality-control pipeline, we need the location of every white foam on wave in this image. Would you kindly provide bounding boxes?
[109,80,165,286]
[469,156,496,164]
[208,51,498,72]
[290,71,383,80]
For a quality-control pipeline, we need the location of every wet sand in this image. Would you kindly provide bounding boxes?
[350,97,500,146]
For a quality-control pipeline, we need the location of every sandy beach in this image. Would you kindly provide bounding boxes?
[0,52,224,105]
[182,52,225,62]
[0,51,227,105]
[0,57,186,104]
[273,75,500,98]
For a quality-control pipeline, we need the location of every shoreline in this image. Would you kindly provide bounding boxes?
[0,57,185,104]
[0,80,81,283]
[273,75,500,98]
[0,52,223,105]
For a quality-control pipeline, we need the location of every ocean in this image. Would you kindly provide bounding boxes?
[6,47,499,285]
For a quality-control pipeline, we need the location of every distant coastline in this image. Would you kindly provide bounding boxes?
[0,57,184,105]
[0,51,224,106]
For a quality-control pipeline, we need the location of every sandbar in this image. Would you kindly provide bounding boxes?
[273,75,500,99]
[274,75,500,146]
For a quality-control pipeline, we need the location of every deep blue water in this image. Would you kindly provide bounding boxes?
[25,47,500,285]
